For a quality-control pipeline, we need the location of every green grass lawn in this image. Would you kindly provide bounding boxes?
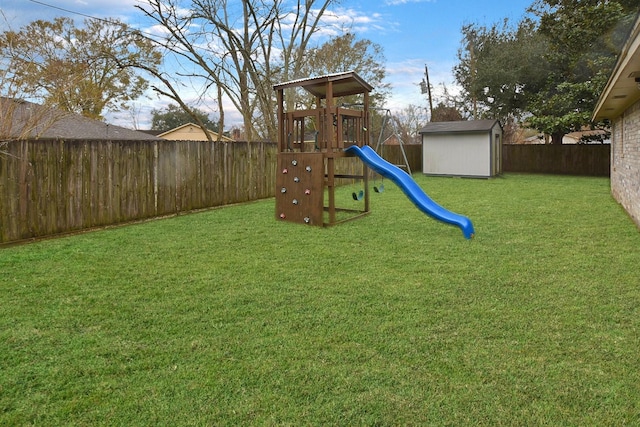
[2,173,639,425]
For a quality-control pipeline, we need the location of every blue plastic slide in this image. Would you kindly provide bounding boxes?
[345,145,475,239]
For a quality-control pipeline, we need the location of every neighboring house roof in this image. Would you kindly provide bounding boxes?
[0,98,161,140]
[157,123,234,142]
[419,119,501,134]
[562,129,610,144]
[522,135,545,144]
[593,12,640,121]
[139,129,165,136]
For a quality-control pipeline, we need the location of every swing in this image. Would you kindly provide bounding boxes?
[373,175,384,193]
[352,190,364,201]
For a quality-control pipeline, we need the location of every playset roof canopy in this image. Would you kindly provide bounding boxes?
[273,71,373,98]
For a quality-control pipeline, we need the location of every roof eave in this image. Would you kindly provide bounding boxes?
[593,13,640,122]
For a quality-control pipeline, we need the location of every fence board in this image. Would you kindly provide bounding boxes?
[160,140,174,215]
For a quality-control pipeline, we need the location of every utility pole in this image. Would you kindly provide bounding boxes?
[421,64,434,122]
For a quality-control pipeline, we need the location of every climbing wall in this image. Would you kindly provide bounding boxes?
[276,152,325,225]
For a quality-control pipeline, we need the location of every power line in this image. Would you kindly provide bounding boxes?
[27,0,109,22]
[24,0,165,44]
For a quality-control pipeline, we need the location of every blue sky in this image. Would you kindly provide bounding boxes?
[1,0,534,128]
[343,0,533,112]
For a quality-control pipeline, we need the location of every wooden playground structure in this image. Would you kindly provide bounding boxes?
[273,71,373,226]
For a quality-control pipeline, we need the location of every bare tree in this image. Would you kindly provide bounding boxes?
[0,66,70,142]
[393,104,428,143]
[134,0,339,142]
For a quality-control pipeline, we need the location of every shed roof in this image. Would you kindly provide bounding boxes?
[273,71,373,98]
[419,119,500,134]
[592,12,640,121]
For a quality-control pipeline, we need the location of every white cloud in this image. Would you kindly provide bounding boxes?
[384,0,436,6]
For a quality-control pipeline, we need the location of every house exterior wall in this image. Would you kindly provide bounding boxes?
[611,100,640,228]
[161,125,209,141]
[159,124,233,142]
[422,132,494,177]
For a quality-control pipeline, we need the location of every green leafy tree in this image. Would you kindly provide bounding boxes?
[454,19,548,123]
[0,17,161,120]
[454,0,635,144]
[526,0,636,143]
[151,104,219,132]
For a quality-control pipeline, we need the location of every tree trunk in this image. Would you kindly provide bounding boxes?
[550,132,564,144]
[217,84,224,142]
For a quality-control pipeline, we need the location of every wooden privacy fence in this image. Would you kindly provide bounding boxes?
[379,143,610,177]
[502,144,610,176]
[379,144,423,173]
[0,139,609,244]
[0,139,280,244]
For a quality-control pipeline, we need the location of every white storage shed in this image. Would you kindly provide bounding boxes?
[419,119,503,178]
